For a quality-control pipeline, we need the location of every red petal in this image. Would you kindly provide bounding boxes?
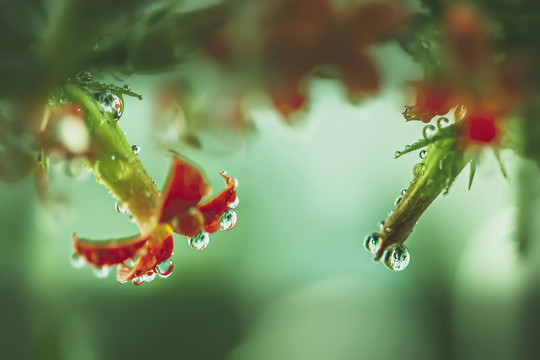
[116,226,174,283]
[160,157,211,224]
[199,172,237,234]
[72,233,148,267]
[465,112,499,144]
[73,225,174,283]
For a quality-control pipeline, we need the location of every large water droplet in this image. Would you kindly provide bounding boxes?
[220,209,238,231]
[382,245,410,271]
[412,163,425,177]
[422,124,437,139]
[70,253,85,269]
[93,266,110,279]
[95,90,123,120]
[115,201,128,214]
[188,231,210,250]
[228,196,239,209]
[363,233,381,255]
[419,149,426,159]
[131,145,141,156]
[436,117,450,129]
[156,259,173,278]
[76,70,93,82]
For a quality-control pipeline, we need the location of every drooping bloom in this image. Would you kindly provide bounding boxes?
[73,156,238,285]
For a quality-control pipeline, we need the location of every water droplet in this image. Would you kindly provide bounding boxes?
[383,226,392,235]
[382,245,410,271]
[377,220,385,230]
[132,277,144,286]
[220,209,238,231]
[95,90,123,120]
[70,253,85,269]
[111,155,116,160]
[131,145,141,156]
[123,85,131,91]
[142,270,156,283]
[188,231,210,250]
[395,151,401,158]
[436,117,450,129]
[76,70,93,82]
[93,266,110,279]
[115,201,128,214]
[412,163,425,177]
[156,259,173,278]
[400,188,407,196]
[228,196,239,209]
[419,149,427,159]
[394,196,402,206]
[422,124,437,139]
[128,215,136,223]
[234,178,239,188]
[363,233,381,255]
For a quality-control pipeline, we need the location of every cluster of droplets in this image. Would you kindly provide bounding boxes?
[70,253,175,285]
[187,177,239,251]
[362,188,411,271]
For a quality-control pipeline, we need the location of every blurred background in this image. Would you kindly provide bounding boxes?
[2,0,540,359]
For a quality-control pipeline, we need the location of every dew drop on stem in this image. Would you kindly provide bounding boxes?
[363,233,381,255]
[383,245,410,271]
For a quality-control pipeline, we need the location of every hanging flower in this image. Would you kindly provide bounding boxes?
[73,156,239,285]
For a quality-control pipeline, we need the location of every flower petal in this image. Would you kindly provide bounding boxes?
[199,172,238,233]
[116,225,174,283]
[72,233,148,267]
[160,156,211,225]
[73,225,174,283]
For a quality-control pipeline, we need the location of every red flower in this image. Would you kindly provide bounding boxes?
[73,156,238,284]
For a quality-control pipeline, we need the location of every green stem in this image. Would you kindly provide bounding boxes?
[63,84,159,234]
[376,137,470,260]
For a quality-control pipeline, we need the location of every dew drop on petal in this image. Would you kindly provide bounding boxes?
[131,145,141,156]
[70,253,85,269]
[132,277,144,286]
[188,231,210,250]
[422,124,437,139]
[419,149,427,159]
[115,201,128,214]
[220,209,238,231]
[363,233,381,255]
[228,196,239,209]
[234,178,239,188]
[93,266,110,279]
[383,245,410,271]
[95,90,124,120]
[156,259,173,278]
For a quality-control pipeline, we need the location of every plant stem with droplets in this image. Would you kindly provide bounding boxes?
[375,138,471,260]
[63,84,160,235]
